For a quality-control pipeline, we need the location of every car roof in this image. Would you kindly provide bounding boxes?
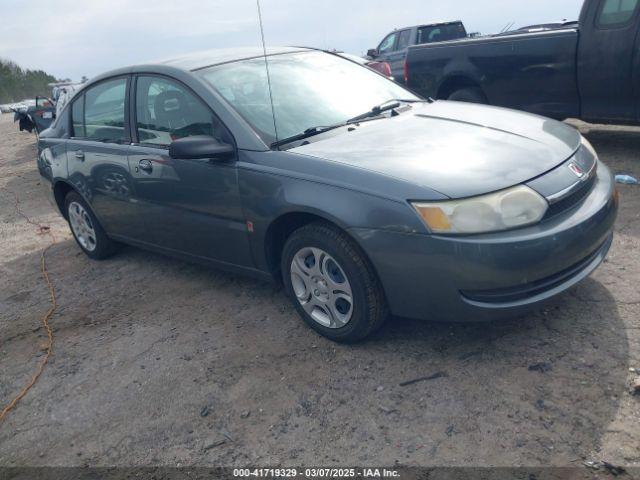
[154,46,312,71]
[394,20,463,31]
[417,20,463,28]
[82,46,316,90]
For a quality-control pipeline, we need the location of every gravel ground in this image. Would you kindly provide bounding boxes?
[0,112,639,469]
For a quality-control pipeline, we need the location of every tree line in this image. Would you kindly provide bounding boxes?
[0,59,58,104]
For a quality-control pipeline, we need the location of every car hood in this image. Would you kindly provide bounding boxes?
[290,101,581,199]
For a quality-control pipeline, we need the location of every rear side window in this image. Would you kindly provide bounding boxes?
[72,78,127,142]
[597,0,639,26]
[396,29,412,50]
[135,76,226,147]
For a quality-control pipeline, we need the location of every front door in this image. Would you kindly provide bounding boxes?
[376,31,399,65]
[578,0,640,122]
[127,75,253,267]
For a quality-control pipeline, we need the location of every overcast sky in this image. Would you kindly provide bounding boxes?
[0,0,583,81]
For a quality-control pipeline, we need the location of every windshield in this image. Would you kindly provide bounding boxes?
[196,51,420,146]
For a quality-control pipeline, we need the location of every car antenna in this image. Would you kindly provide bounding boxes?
[256,0,279,145]
[500,21,514,33]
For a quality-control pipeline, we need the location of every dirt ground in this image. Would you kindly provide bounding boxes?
[0,112,638,469]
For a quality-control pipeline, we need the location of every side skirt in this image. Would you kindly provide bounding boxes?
[109,234,274,283]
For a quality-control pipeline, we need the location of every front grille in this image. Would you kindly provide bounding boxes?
[527,143,598,221]
[461,236,609,304]
[545,174,596,219]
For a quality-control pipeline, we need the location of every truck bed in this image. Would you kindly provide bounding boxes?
[406,28,580,120]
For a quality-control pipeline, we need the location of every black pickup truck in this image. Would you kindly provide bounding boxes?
[405,0,640,124]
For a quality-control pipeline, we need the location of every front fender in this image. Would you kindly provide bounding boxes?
[238,157,429,273]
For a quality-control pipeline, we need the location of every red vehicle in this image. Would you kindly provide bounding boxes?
[365,60,393,79]
[336,52,393,79]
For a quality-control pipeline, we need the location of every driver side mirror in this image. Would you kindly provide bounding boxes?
[367,48,379,58]
[169,135,235,161]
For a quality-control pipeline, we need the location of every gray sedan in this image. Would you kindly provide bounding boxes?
[37,47,618,342]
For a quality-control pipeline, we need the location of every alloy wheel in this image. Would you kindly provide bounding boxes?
[68,201,97,252]
[290,247,354,328]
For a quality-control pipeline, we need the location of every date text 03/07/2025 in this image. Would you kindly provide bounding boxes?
[232,468,400,478]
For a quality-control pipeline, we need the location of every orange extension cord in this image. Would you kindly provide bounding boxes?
[0,189,56,422]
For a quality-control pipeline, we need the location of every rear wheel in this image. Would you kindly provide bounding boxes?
[448,87,487,104]
[65,191,119,260]
[281,222,388,343]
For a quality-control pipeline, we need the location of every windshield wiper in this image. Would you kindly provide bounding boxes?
[270,99,423,149]
[344,98,427,124]
[270,124,345,149]
[345,100,401,124]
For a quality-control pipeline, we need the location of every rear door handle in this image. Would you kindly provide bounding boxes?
[138,159,153,173]
[75,150,84,161]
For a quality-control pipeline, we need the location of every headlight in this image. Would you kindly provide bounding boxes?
[412,185,548,234]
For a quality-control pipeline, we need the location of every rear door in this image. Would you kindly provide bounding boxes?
[578,0,640,122]
[66,76,143,238]
[127,74,253,267]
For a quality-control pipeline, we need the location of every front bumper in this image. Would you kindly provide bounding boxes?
[350,161,618,322]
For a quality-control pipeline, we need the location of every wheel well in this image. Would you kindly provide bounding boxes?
[437,75,482,100]
[264,212,328,281]
[265,212,390,313]
[53,181,74,219]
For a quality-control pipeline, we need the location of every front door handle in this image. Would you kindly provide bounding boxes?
[75,150,84,161]
[138,159,153,173]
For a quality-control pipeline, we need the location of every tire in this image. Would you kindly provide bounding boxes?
[448,87,487,104]
[64,191,119,260]
[281,222,388,343]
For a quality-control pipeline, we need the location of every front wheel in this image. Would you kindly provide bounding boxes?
[281,222,388,343]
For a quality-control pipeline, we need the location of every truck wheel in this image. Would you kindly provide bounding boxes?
[448,87,487,104]
[281,222,388,343]
[65,191,120,260]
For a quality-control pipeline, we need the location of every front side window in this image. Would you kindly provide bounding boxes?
[598,0,639,26]
[378,32,398,54]
[135,76,221,147]
[197,51,419,145]
[76,78,127,142]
